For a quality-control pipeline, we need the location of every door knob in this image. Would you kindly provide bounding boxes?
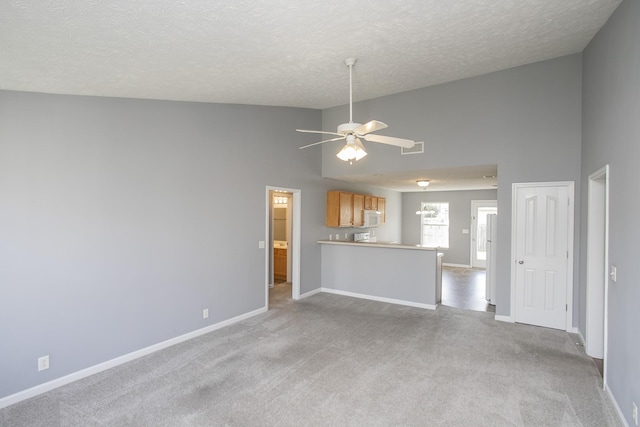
[518,260,524,264]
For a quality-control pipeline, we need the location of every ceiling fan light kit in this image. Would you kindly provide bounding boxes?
[297,58,415,164]
[336,135,367,162]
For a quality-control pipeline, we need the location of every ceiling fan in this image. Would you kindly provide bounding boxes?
[297,58,415,164]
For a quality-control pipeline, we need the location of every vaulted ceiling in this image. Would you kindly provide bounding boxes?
[0,1,621,109]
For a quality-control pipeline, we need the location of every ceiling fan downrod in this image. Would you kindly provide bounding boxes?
[345,58,356,125]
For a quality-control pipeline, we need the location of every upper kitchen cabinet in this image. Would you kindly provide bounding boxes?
[327,191,353,227]
[327,191,387,227]
[364,195,378,211]
[377,197,386,223]
[352,194,364,227]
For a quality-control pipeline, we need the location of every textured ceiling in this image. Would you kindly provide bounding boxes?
[0,0,621,109]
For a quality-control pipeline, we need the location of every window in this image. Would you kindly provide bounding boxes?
[420,202,449,248]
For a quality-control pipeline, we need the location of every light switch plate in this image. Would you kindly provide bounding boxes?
[610,265,617,282]
[258,241,265,249]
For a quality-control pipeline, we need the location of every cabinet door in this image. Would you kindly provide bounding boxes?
[352,194,365,227]
[377,197,386,223]
[274,248,287,281]
[371,196,378,211]
[364,196,373,210]
[326,191,340,227]
[338,192,353,226]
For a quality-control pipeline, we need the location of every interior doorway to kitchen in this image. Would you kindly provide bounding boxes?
[265,186,301,309]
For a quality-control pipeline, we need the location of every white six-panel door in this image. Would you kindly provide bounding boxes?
[513,183,573,330]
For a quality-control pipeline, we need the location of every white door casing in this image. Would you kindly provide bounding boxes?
[265,186,301,307]
[511,182,574,331]
[586,166,608,371]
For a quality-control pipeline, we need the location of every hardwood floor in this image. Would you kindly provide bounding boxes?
[271,268,494,313]
[442,266,495,313]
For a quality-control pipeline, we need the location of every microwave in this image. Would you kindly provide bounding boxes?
[363,210,381,228]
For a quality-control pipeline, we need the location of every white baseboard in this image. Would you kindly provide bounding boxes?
[320,288,437,310]
[297,287,322,300]
[443,263,472,268]
[571,327,585,344]
[0,306,268,410]
[605,385,630,427]
[494,314,513,323]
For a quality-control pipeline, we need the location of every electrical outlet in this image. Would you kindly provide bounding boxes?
[632,401,638,426]
[202,308,209,319]
[335,234,339,240]
[38,355,49,372]
[258,240,265,249]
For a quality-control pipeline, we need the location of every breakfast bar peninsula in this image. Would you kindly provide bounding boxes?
[318,240,443,309]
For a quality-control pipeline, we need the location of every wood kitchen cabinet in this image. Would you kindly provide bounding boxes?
[328,191,388,227]
[377,197,386,223]
[352,193,365,227]
[364,195,378,211]
[326,191,354,227]
[274,248,287,281]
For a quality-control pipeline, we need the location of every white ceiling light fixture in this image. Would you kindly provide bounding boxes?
[298,58,415,164]
[273,196,288,205]
[416,180,432,215]
[336,134,367,162]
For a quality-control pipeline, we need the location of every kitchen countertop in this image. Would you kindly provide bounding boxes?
[317,240,438,251]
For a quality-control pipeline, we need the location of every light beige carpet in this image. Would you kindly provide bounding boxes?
[0,286,622,426]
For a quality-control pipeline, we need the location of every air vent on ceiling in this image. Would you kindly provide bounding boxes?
[401,141,424,155]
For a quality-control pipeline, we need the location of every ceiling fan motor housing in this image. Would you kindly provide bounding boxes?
[337,122,362,135]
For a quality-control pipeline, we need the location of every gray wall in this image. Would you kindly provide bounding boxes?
[322,55,583,319]
[0,91,328,399]
[581,0,639,423]
[402,190,497,265]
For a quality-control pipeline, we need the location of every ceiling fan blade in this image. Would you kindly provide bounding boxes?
[363,133,415,149]
[299,135,346,150]
[354,120,388,135]
[296,129,343,137]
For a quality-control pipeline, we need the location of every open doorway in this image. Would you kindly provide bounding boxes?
[586,165,609,382]
[271,191,291,286]
[440,199,497,313]
[265,186,301,309]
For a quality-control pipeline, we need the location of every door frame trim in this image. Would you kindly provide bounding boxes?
[586,165,609,388]
[265,186,301,308]
[510,181,575,331]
